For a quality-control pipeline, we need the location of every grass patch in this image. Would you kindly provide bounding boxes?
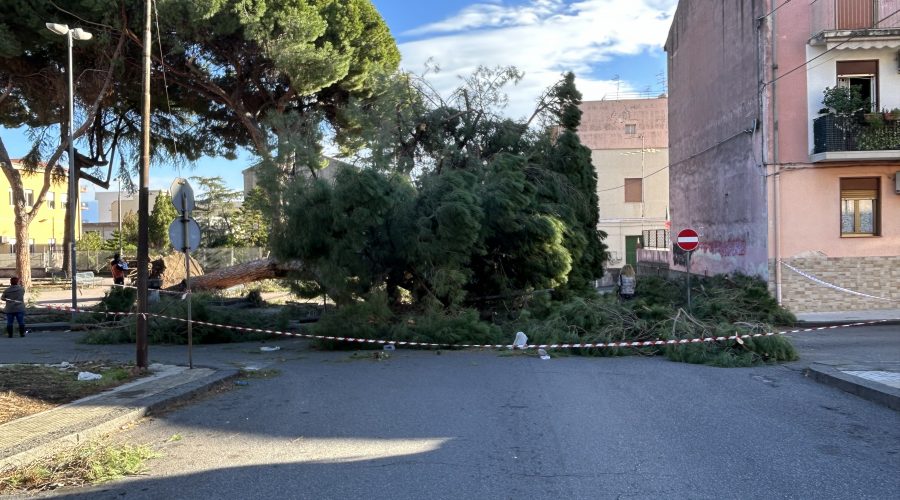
[0,440,158,494]
[238,368,281,379]
[0,362,144,424]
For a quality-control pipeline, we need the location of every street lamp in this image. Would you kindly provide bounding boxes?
[46,23,92,310]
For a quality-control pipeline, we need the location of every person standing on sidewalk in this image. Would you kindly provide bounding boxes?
[2,277,26,338]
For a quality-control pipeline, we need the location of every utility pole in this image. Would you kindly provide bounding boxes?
[136,0,151,369]
[117,175,122,256]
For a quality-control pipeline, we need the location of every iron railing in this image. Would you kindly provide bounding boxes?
[813,114,900,153]
[641,229,670,249]
[811,0,900,36]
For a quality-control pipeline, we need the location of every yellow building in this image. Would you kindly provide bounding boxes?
[1,160,81,255]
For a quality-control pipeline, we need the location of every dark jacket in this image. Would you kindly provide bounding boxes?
[2,284,26,313]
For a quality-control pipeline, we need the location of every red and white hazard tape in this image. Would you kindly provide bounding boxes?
[14,297,894,350]
[122,312,894,350]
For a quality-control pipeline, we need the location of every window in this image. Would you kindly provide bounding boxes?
[624,178,642,203]
[625,124,637,135]
[840,178,879,236]
[49,238,56,252]
[7,190,11,206]
[47,192,55,209]
[24,190,34,207]
[837,60,878,112]
[61,194,68,209]
[8,239,15,254]
[28,239,35,254]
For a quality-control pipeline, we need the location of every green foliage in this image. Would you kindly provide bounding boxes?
[95,287,136,315]
[310,291,396,349]
[78,232,104,251]
[99,211,139,254]
[665,333,797,367]
[81,294,277,345]
[691,274,796,325]
[271,70,607,311]
[230,188,269,247]
[190,176,241,247]
[822,86,870,116]
[149,193,177,250]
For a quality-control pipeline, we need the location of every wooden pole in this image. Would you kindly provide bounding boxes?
[136,0,152,369]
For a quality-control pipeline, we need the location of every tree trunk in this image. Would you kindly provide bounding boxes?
[187,258,304,291]
[13,208,31,287]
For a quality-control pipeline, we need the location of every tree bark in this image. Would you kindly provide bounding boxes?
[187,258,304,291]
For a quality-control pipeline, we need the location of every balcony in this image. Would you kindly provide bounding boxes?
[811,114,900,162]
[810,0,900,48]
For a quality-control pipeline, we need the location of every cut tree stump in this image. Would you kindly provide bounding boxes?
[151,253,204,289]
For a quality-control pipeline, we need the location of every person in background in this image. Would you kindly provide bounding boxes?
[110,253,128,286]
[618,265,636,300]
[2,277,26,338]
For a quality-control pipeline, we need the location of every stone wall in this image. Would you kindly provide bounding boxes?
[771,257,900,313]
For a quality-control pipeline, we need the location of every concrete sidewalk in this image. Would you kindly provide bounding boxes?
[0,364,238,471]
[794,308,900,325]
[0,325,304,473]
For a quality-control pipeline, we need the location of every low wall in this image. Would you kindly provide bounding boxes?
[771,256,900,313]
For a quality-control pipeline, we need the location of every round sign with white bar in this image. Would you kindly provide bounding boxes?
[676,228,699,252]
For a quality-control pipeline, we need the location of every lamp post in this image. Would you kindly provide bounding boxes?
[46,22,92,310]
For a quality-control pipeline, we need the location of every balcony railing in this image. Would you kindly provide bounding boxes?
[812,114,900,160]
[811,0,900,37]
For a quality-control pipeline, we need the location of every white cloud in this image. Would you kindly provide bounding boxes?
[396,0,677,119]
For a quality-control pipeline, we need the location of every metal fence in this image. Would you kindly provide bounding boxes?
[0,247,269,274]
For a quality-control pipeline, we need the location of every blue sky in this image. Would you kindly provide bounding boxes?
[3,0,676,222]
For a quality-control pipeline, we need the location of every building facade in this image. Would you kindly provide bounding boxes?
[1,160,80,255]
[578,97,670,269]
[94,190,163,224]
[666,0,900,313]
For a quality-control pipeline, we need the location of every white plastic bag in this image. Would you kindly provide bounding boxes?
[512,331,528,349]
[77,371,102,381]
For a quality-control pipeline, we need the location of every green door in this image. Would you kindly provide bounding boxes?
[625,235,642,267]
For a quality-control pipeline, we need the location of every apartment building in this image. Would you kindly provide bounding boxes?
[666,0,900,312]
[1,159,80,254]
[578,97,670,268]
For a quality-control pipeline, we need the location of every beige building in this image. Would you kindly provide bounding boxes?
[578,96,670,268]
[94,190,164,224]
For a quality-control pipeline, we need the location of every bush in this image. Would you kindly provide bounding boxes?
[81,293,277,345]
[665,331,798,367]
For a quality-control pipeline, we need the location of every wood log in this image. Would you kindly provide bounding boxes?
[187,258,304,291]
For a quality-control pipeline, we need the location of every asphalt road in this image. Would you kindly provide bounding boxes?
[37,326,899,500]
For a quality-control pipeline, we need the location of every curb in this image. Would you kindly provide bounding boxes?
[794,319,900,328]
[0,368,239,472]
[804,364,900,412]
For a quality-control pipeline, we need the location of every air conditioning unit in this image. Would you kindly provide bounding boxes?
[0,236,8,244]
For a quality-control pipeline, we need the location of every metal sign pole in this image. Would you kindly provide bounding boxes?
[182,192,193,369]
[686,251,692,313]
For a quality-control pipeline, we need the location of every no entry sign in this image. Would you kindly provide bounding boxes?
[676,228,699,252]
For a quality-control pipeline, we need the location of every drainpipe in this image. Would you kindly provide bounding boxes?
[771,3,783,305]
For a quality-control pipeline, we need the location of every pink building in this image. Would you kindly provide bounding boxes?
[666,0,900,313]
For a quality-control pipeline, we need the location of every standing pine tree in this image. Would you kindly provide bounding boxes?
[541,72,607,290]
[149,193,177,250]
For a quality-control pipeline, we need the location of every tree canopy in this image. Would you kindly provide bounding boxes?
[270,70,607,309]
